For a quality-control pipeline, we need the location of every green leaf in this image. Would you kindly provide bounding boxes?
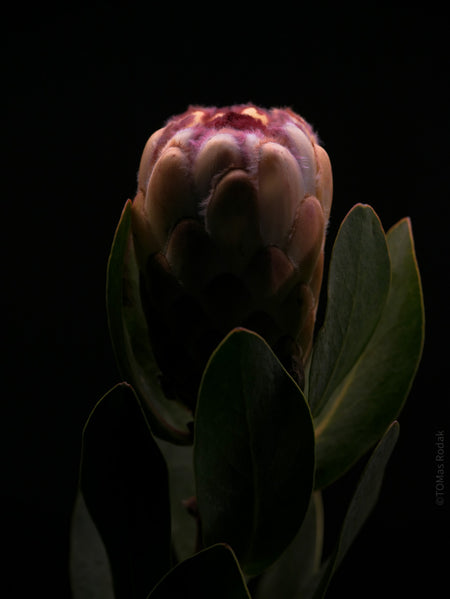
[254,492,324,599]
[308,204,391,416]
[80,383,171,599]
[310,209,424,488]
[106,200,193,444]
[311,421,400,599]
[147,544,251,599]
[194,328,315,576]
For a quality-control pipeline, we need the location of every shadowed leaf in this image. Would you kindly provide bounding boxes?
[70,490,115,599]
[194,328,315,576]
[311,422,400,599]
[147,544,251,599]
[106,200,193,444]
[254,492,324,599]
[80,383,171,599]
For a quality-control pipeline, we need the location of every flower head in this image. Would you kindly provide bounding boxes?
[131,104,332,407]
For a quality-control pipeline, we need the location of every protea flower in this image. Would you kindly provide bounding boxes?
[129,104,332,412]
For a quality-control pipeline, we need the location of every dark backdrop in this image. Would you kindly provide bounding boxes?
[3,5,449,597]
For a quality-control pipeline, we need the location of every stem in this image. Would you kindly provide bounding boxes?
[312,490,325,574]
[182,496,203,553]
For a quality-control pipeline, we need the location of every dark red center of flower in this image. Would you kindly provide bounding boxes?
[210,111,267,132]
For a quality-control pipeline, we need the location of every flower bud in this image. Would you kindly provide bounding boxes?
[131,104,333,409]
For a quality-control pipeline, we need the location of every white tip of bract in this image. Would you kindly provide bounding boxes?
[193,133,243,201]
[286,195,325,281]
[283,122,317,196]
[314,145,333,223]
[144,147,196,248]
[137,127,165,194]
[258,142,305,247]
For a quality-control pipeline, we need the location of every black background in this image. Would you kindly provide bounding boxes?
[3,4,449,597]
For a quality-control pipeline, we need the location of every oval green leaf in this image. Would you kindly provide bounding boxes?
[313,216,424,488]
[147,544,250,599]
[308,204,391,416]
[80,383,171,599]
[194,328,315,576]
[106,200,193,444]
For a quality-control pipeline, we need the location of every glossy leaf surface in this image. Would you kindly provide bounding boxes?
[80,383,171,599]
[194,328,315,576]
